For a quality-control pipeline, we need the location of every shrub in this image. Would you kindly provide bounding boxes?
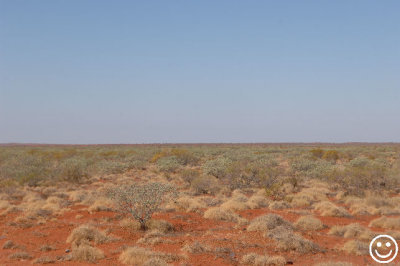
[322,150,339,162]
[119,246,152,265]
[58,157,90,183]
[202,157,232,178]
[314,201,350,217]
[71,244,105,262]
[2,240,16,249]
[40,244,56,251]
[182,241,211,254]
[0,154,52,186]
[329,223,374,241]
[33,256,56,264]
[180,168,200,185]
[203,207,248,225]
[143,257,168,266]
[342,240,368,255]
[265,226,320,253]
[247,214,292,232]
[109,182,176,230]
[8,251,33,260]
[151,149,198,165]
[147,219,175,234]
[190,175,220,195]
[241,252,286,266]
[336,158,390,195]
[96,160,128,174]
[294,216,324,231]
[156,156,180,173]
[169,148,199,165]
[310,148,324,159]
[66,224,111,246]
[246,158,284,191]
[269,200,291,210]
[290,157,317,173]
[369,216,400,230]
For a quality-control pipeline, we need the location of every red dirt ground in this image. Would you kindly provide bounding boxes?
[1,199,396,265]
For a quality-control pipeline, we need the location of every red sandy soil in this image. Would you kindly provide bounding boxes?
[1,198,396,266]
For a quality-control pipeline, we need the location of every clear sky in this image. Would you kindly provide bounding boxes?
[1,1,399,144]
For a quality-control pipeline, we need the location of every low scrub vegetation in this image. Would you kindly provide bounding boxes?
[108,182,176,230]
[1,143,400,265]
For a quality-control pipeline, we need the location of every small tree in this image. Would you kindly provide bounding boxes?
[108,182,176,230]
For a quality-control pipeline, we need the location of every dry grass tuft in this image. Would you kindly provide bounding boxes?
[290,187,328,208]
[33,256,56,264]
[182,241,211,254]
[173,196,206,213]
[240,252,286,266]
[294,216,324,231]
[246,194,269,209]
[220,198,248,211]
[137,230,174,245]
[120,218,141,232]
[3,240,17,249]
[1,205,21,215]
[329,223,375,241]
[119,246,156,265]
[71,244,105,262]
[147,219,175,233]
[369,216,400,230]
[247,214,292,232]
[269,201,291,210]
[204,207,248,225]
[88,198,114,212]
[68,190,87,202]
[0,200,11,209]
[265,226,320,254]
[341,240,368,255]
[8,251,33,260]
[67,224,111,246]
[344,195,400,216]
[314,201,350,217]
[40,244,56,251]
[143,257,169,266]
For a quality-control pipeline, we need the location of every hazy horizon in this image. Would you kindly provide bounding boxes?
[1,1,399,144]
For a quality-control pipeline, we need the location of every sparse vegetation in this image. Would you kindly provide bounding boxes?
[294,216,324,231]
[241,252,286,265]
[70,244,105,262]
[247,214,293,232]
[1,144,400,265]
[8,251,33,260]
[67,224,112,246]
[342,240,369,255]
[108,182,176,230]
[369,216,400,230]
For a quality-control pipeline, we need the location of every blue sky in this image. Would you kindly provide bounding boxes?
[1,1,399,143]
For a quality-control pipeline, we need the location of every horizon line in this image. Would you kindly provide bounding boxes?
[1,142,400,146]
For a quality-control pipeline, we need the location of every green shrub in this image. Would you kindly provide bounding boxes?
[190,175,220,195]
[58,157,90,183]
[108,182,176,230]
[290,157,317,173]
[202,157,232,178]
[310,148,324,159]
[322,150,339,162]
[156,156,180,173]
[180,169,200,184]
[336,158,391,195]
[151,149,199,165]
[0,154,52,186]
